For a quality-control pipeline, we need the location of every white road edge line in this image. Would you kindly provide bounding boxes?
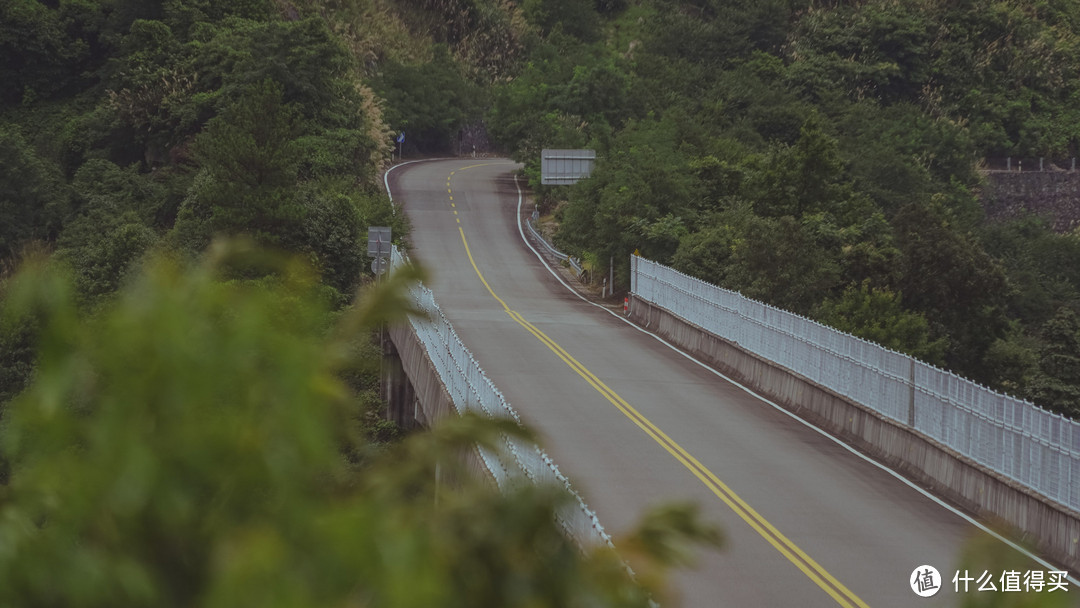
[383,158,451,213]
[508,173,1080,586]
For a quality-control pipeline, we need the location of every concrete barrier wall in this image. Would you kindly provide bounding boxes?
[387,323,454,428]
[387,322,493,482]
[629,296,1080,572]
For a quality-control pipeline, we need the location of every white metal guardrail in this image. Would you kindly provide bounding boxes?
[527,210,584,276]
[390,246,613,549]
[631,255,1080,512]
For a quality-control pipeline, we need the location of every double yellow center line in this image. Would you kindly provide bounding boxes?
[447,164,869,608]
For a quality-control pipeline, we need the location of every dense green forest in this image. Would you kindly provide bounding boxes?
[482,0,1080,417]
[8,1,1074,412]
[0,0,411,403]
[0,1,719,604]
[3,0,1080,602]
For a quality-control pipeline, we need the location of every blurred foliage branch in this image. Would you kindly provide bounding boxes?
[0,243,720,606]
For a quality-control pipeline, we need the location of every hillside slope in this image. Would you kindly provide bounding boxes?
[488,0,1080,415]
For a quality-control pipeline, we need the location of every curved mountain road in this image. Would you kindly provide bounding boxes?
[387,158,1059,607]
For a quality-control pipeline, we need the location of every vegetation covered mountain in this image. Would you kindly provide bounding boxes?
[0,0,511,402]
[0,1,718,604]
[485,0,1080,416]
[12,0,1078,413]
[3,0,1080,602]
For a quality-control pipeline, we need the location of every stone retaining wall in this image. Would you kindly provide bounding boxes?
[982,171,1080,233]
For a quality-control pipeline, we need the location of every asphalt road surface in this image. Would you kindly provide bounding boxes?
[387,158,1071,607]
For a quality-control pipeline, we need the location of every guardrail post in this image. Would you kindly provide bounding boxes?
[908,358,916,428]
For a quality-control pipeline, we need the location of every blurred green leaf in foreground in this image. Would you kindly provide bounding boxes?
[0,242,720,607]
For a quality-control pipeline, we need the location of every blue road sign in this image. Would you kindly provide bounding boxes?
[397,132,405,144]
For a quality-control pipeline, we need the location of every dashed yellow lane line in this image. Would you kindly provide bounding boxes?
[445,162,871,608]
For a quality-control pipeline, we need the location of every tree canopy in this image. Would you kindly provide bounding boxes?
[5,0,1080,601]
[0,4,733,601]
[490,0,1080,415]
